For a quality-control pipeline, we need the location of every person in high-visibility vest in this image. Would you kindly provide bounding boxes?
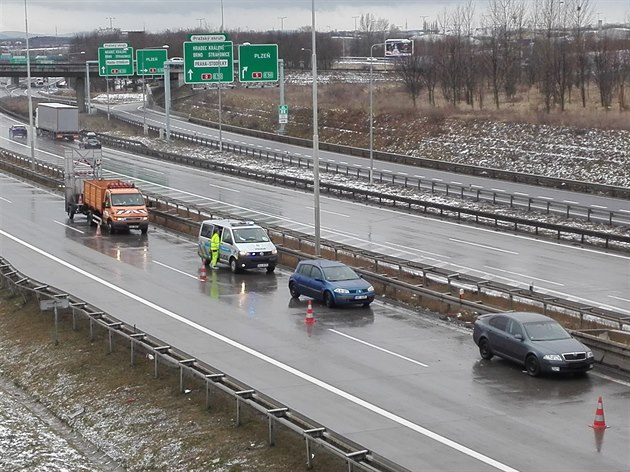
[210,228,220,269]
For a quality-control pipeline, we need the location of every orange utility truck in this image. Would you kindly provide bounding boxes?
[64,155,149,234]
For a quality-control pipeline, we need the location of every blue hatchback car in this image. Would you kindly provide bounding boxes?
[288,259,375,307]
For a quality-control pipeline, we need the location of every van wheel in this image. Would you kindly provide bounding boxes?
[266,265,275,273]
[230,258,239,273]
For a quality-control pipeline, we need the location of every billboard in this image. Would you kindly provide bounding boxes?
[384,39,413,57]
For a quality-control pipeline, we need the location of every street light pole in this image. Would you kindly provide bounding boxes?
[23,0,35,169]
[311,0,321,255]
[220,0,224,32]
[369,42,385,185]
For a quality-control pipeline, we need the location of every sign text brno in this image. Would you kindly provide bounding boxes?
[183,40,234,84]
[98,43,134,77]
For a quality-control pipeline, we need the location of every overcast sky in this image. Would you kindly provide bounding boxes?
[1,0,628,36]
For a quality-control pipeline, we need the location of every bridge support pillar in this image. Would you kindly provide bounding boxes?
[10,76,20,86]
[69,76,86,113]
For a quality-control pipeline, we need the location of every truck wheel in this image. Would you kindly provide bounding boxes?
[107,220,115,234]
[68,205,75,220]
[87,210,94,226]
[140,226,148,235]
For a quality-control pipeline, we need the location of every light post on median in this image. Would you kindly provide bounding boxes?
[311,0,321,255]
[369,42,385,185]
[23,0,35,169]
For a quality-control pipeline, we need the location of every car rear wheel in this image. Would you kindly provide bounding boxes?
[479,338,493,360]
[266,265,275,273]
[324,291,335,308]
[289,283,300,299]
[525,355,541,377]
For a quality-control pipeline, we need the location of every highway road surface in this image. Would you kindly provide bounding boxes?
[0,170,629,472]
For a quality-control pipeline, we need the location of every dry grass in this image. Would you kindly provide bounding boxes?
[0,287,346,471]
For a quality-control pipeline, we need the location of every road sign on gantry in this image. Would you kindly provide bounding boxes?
[183,37,234,84]
[136,48,168,76]
[98,43,134,77]
[238,44,278,83]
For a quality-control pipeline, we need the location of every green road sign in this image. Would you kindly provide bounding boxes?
[183,40,234,84]
[98,43,134,77]
[278,104,288,124]
[136,49,168,76]
[238,44,278,82]
[10,56,27,64]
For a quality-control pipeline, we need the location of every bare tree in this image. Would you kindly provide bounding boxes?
[397,50,424,107]
[592,35,618,108]
[569,0,593,107]
[484,0,527,108]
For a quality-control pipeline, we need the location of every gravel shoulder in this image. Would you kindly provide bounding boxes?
[0,287,344,471]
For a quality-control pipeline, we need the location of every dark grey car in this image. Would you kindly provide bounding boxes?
[472,312,594,376]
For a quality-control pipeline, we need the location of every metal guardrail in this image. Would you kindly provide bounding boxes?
[2,141,630,328]
[182,116,630,200]
[0,255,410,472]
[94,129,630,250]
[107,113,630,228]
[144,192,630,334]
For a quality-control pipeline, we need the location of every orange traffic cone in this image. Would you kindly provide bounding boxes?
[199,263,207,282]
[304,300,315,325]
[590,396,608,430]
[95,223,102,238]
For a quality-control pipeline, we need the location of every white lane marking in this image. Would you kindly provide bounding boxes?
[305,206,350,218]
[491,188,505,193]
[451,181,463,185]
[514,192,529,196]
[431,178,443,182]
[590,204,608,209]
[398,172,408,176]
[609,295,630,303]
[618,209,630,214]
[592,372,630,388]
[329,329,429,367]
[449,238,519,255]
[484,266,564,286]
[414,175,425,179]
[563,200,579,205]
[209,183,240,193]
[0,228,519,472]
[0,196,12,203]
[53,221,84,233]
[537,196,553,200]
[154,260,197,279]
[82,147,630,279]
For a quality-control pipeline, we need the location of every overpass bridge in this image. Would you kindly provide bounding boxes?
[0,62,181,112]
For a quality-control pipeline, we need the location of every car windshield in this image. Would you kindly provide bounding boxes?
[322,265,359,282]
[111,193,145,206]
[233,227,269,243]
[523,320,571,341]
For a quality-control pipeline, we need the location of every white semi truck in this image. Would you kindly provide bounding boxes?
[36,103,79,141]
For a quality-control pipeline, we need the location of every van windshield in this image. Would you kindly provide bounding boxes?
[111,193,145,206]
[233,227,269,243]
